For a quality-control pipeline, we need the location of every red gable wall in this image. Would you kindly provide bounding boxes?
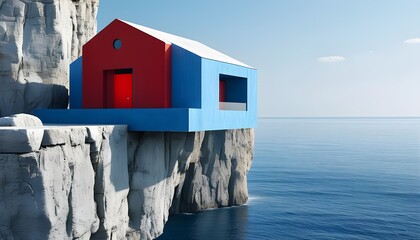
[82,19,171,108]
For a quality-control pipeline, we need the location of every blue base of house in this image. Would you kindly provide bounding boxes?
[33,108,256,132]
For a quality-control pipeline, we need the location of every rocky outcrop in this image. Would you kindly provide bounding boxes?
[0,114,253,239]
[89,126,130,240]
[126,129,254,239]
[0,113,43,127]
[0,0,99,117]
[0,126,43,153]
[0,124,129,239]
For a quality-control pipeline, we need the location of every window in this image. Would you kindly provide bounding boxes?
[113,39,122,49]
[219,74,247,111]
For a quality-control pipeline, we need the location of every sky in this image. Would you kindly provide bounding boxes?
[97,1,420,117]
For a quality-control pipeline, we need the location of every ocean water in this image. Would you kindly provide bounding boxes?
[158,118,420,240]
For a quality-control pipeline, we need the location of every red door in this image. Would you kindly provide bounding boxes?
[114,73,133,108]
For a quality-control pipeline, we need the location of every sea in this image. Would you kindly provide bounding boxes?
[158,118,420,240]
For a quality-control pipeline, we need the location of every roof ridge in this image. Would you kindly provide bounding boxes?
[116,19,252,69]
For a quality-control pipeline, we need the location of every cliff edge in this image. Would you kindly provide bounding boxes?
[0,114,253,239]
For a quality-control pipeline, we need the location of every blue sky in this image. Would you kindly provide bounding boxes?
[97,1,420,117]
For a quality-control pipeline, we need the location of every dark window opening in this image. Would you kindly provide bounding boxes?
[113,39,122,50]
[219,74,247,111]
[115,68,132,74]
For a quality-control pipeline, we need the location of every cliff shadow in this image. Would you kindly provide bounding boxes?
[0,78,68,117]
[0,153,52,239]
[125,131,197,236]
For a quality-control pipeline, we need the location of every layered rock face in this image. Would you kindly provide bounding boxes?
[126,129,254,239]
[0,0,99,117]
[0,116,253,239]
[0,124,129,239]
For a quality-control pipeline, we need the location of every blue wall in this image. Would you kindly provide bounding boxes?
[171,45,202,108]
[188,58,257,131]
[69,57,83,109]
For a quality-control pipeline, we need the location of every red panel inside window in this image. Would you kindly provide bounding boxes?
[219,80,226,102]
[114,73,133,108]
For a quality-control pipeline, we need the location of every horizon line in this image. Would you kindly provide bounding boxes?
[257,116,420,119]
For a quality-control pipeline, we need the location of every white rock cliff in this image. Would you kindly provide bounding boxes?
[0,123,129,239]
[0,115,253,239]
[126,130,253,239]
[0,0,99,117]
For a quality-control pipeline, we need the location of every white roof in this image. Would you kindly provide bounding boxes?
[119,19,252,68]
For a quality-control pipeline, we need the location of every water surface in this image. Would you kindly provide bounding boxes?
[159,118,420,239]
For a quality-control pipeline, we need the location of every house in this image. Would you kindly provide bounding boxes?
[35,19,257,132]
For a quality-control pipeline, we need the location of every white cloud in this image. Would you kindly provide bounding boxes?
[317,56,346,63]
[403,38,420,44]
